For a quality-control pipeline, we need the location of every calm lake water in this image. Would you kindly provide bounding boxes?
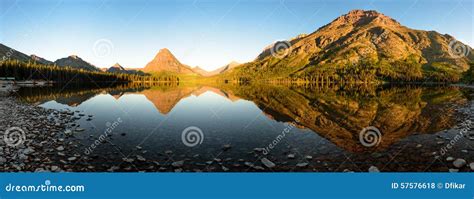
[15,83,474,172]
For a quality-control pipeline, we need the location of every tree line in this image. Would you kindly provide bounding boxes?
[0,60,179,83]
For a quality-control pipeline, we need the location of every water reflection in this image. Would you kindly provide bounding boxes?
[15,83,473,171]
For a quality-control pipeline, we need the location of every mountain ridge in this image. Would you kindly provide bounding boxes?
[227,9,473,82]
[54,55,101,71]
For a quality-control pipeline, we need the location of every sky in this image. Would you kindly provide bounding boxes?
[0,0,473,71]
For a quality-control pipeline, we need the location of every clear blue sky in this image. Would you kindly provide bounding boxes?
[0,0,472,70]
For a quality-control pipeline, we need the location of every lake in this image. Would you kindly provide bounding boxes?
[14,83,474,172]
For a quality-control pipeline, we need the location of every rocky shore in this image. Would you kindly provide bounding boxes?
[0,96,85,172]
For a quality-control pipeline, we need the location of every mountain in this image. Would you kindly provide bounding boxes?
[192,66,211,76]
[209,61,241,76]
[54,55,100,71]
[142,48,195,74]
[194,61,241,77]
[107,63,145,75]
[30,54,53,65]
[107,63,126,73]
[0,43,33,63]
[228,10,474,82]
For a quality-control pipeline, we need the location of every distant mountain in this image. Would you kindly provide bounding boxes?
[229,10,474,82]
[54,55,100,71]
[107,63,126,73]
[192,66,211,76]
[210,61,241,75]
[142,48,195,74]
[107,63,145,75]
[194,61,241,77]
[30,54,53,65]
[0,43,33,63]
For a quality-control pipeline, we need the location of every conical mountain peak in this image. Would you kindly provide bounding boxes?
[112,63,123,68]
[142,48,195,74]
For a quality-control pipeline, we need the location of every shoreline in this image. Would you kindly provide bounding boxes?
[0,97,81,172]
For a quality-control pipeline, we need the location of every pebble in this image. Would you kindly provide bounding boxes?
[287,154,295,159]
[222,144,232,151]
[296,163,309,167]
[67,157,77,161]
[449,168,459,172]
[469,163,474,170]
[136,155,146,162]
[368,166,380,172]
[56,146,64,151]
[446,157,455,162]
[261,158,276,168]
[305,155,313,160]
[172,160,184,167]
[23,147,35,155]
[221,166,229,171]
[51,166,59,171]
[453,159,467,168]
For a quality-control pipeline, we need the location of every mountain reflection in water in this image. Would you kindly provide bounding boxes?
[15,83,473,172]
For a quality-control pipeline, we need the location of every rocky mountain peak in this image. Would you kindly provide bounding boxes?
[112,63,123,68]
[68,55,79,59]
[142,48,195,74]
[332,9,400,27]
